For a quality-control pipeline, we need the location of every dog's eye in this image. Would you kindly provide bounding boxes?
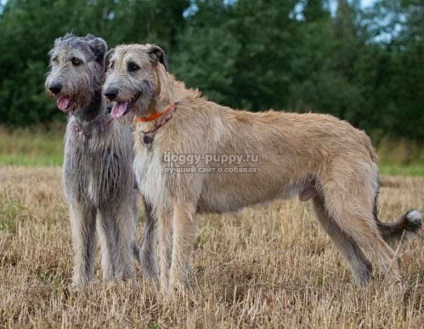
[109,61,115,70]
[128,62,140,72]
[71,57,82,66]
[51,56,59,63]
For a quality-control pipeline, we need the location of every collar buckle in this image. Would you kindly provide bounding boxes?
[139,102,178,145]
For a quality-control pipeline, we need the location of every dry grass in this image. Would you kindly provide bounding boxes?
[0,166,424,328]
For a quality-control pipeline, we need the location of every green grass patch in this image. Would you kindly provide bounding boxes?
[0,154,62,166]
[377,139,424,176]
[379,163,424,177]
[1,125,424,176]
[0,125,63,167]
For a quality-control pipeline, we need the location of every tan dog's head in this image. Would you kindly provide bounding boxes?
[103,44,169,120]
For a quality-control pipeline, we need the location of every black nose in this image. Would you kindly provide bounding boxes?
[104,87,118,101]
[49,82,62,94]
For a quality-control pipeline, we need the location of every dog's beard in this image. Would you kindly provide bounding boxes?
[47,92,76,113]
[68,92,93,115]
[134,81,155,117]
[114,110,135,126]
[47,75,95,114]
[57,96,71,111]
[135,96,154,117]
[110,81,154,120]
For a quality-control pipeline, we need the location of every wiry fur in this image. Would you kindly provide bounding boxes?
[104,44,422,292]
[45,35,158,286]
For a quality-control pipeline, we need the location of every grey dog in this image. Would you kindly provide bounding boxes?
[45,34,158,286]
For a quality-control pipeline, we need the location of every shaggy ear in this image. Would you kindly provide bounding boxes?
[87,35,108,63]
[147,45,168,71]
[104,48,115,72]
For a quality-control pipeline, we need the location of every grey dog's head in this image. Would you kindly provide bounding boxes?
[45,33,107,113]
[102,44,168,120]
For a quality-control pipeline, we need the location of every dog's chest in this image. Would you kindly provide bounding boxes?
[134,147,168,207]
[63,129,131,205]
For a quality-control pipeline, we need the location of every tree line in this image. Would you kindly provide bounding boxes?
[0,0,423,141]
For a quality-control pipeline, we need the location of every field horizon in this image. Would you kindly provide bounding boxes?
[2,125,424,176]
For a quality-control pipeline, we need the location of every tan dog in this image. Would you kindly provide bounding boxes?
[103,44,422,293]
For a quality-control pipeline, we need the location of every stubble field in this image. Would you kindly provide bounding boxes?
[1,165,424,328]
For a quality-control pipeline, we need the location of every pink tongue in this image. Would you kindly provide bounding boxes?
[111,102,128,118]
[57,97,70,111]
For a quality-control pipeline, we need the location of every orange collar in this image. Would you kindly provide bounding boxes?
[136,103,177,123]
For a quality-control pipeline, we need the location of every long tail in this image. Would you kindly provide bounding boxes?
[372,175,422,245]
[376,210,422,245]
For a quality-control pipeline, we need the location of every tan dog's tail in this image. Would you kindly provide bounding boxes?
[376,210,422,246]
[362,131,420,244]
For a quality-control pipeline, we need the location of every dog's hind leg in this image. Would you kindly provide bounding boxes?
[116,203,137,280]
[140,198,159,279]
[157,206,174,291]
[321,167,402,283]
[311,194,373,286]
[70,204,97,286]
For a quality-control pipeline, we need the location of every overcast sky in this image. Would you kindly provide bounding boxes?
[361,0,375,7]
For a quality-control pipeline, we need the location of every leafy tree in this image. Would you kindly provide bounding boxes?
[0,0,190,126]
[0,0,423,142]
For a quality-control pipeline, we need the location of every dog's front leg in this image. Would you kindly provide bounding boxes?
[69,204,97,287]
[96,209,119,281]
[140,198,159,279]
[169,201,197,292]
[97,204,137,281]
